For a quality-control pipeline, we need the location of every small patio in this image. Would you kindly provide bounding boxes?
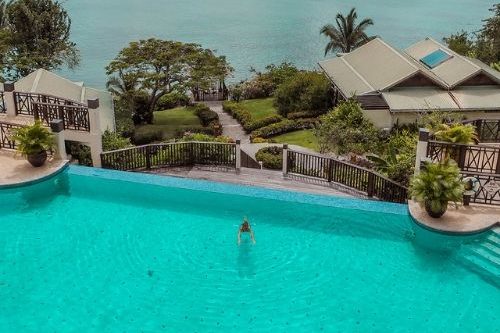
[0,150,67,187]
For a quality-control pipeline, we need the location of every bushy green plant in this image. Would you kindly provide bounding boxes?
[102,130,132,151]
[155,92,190,111]
[244,115,283,132]
[410,160,464,218]
[255,146,283,169]
[66,141,92,166]
[179,133,232,143]
[315,99,379,155]
[222,101,282,133]
[434,123,478,144]
[251,119,316,139]
[274,71,332,117]
[192,103,219,127]
[12,121,55,156]
[367,130,417,186]
[418,110,464,133]
[132,127,163,145]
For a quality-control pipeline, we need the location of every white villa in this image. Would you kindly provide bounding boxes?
[319,37,500,129]
[0,69,115,166]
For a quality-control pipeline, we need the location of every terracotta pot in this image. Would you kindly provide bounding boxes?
[27,150,47,167]
[424,200,448,218]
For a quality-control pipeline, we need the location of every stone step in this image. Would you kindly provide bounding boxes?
[470,247,500,267]
[480,242,500,257]
[460,251,500,287]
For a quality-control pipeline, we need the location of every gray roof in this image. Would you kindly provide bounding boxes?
[319,37,500,111]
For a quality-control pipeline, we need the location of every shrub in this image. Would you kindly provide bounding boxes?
[287,110,327,120]
[315,99,380,155]
[175,126,215,137]
[65,141,92,166]
[102,130,132,151]
[132,127,163,145]
[179,133,233,143]
[255,146,283,169]
[155,92,190,111]
[244,115,283,132]
[251,137,269,143]
[274,71,332,117]
[251,119,316,139]
[239,62,300,99]
[434,123,478,144]
[192,103,219,127]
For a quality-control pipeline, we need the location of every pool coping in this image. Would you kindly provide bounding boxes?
[0,160,69,189]
[408,200,500,235]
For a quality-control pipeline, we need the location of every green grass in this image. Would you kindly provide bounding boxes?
[135,107,202,141]
[239,98,278,121]
[272,130,319,151]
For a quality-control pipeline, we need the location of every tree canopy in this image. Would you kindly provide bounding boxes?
[320,8,374,56]
[106,38,232,124]
[0,0,79,80]
[445,4,500,67]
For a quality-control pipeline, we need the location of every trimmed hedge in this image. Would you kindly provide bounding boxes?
[222,101,282,133]
[250,119,316,139]
[192,103,219,127]
[255,146,283,169]
[287,110,327,120]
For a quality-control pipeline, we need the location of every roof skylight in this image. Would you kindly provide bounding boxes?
[420,49,452,69]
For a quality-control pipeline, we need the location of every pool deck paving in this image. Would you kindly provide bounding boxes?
[148,166,358,198]
[0,150,68,187]
[409,200,500,234]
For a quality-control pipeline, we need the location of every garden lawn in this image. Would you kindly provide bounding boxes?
[135,107,202,141]
[272,130,319,151]
[239,98,278,121]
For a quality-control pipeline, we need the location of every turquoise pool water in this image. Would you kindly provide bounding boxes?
[0,166,498,332]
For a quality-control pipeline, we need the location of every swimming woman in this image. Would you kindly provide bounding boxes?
[238,217,256,245]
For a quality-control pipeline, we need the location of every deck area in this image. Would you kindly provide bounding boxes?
[409,200,500,234]
[0,151,67,187]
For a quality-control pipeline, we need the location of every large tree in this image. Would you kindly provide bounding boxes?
[320,8,375,56]
[106,38,232,124]
[445,4,500,67]
[0,0,79,80]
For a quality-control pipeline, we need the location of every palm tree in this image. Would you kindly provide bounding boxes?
[320,8,375,56]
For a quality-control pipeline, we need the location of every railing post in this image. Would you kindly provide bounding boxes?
[475,120,483,141]
[282,144,288,177]
[327,159,334,182]
[367,173,375,197]
[457,145,467,169]
[50,119,67,161]
[414,128,430,175]
[3,83,17,117]
[145,145,152,170]
[235,139,241,172]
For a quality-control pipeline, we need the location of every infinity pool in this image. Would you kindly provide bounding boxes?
[0,166,498,332]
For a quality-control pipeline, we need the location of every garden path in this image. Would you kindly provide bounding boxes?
[204,101,250,143]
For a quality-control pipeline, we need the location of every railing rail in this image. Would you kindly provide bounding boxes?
[286,149,408,203]
[427,140,500,174]
[101,142,237,171]
[0,121,23,150]
[14,92,86,116]
[463,119,500,143]
[33,101,90,132]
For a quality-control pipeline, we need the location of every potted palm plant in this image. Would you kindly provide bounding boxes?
[410,160,464,218]
[12,121,55,167]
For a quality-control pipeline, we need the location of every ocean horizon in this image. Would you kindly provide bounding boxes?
[61,0,496,88]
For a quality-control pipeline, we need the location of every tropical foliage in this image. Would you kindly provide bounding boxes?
[12,121,55,156]
[102,130,132,152]
[320,7,374,56]
[410,160,464,217]
[433,123,478,144]
[274,71,332,117]
[314,99,379,155]
[0,0,79,80]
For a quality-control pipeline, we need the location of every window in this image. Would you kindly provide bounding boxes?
[420,49,452,69]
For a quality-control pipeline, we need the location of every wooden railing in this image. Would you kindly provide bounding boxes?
[33,101,90,132]
[0,121,22,149]
[14,92,86,116]
[463,119,500,143]
[427,141,500,174]
[101,142,237,171]
[285,149,408,203]
[426,140,500,206]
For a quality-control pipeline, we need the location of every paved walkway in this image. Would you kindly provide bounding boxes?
[149,166,355,198]
[0,150,67,187]
[204,101,250,143]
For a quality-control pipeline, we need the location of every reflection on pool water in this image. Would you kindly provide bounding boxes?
[0,166,498,332]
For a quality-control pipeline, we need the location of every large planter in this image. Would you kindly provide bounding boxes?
[27,150,48,167]
[424,200,448,218]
